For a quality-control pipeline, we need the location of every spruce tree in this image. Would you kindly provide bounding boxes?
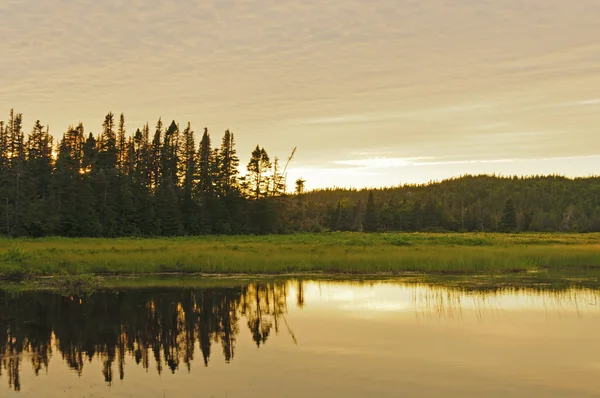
[55,124,100,236]
[295,178,306,195]
[22,121,54,236]
[363,191,379,232]
[180,122,196,200]
[155,180,183,236]
[180,122,199,234]
[150,118,163,190]
[197,128,213,197]
[217,130,239,197]
[117,113,126,172]
[98,112,117,169]
[130,126,155,235]
[161,120,180,184]
[6,110,26,235]
[95,112,120,235]
[499,198,518,232]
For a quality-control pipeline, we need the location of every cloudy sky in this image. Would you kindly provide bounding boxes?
[1,0,599,189]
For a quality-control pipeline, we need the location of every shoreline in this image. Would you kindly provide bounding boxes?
[3,269,599,295]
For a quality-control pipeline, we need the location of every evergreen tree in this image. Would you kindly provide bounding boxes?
[180,122,199,234]
[499,199,518,233]
[135,123,153,189]
[217,130,239,197]
[181,122,195,200]
[155,181,183,236]
[295,178,306,195]
[196,128,213,196]
[150,119,163,190]
[95,112,120,236]
[0,121,7,172]
[271,157,286,196]
[0,120,8,234]
[246,145,271,200]
[54,124,100,236]
[82,133,97,173]
[117,113,126,172]
[6,110,26,235]
[3,108,600,237]
[98,112,117,170]
[129,126,155,235]
[22,121,54,236]
[363,191,379,232]
[161,120,180,184]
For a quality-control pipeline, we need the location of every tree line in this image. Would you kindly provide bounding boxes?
[1,109,598,236]
[294,175,600,233]
[0,109,298,236]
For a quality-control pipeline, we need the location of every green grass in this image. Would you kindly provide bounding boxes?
[0,232,599,280]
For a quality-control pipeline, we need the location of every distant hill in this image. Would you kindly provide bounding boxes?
[287,175,600,232]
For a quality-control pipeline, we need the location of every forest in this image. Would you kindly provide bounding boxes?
[1,109,599,237]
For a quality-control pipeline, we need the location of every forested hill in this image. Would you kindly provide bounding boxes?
[1,109,599,236]
[295,175,600,233]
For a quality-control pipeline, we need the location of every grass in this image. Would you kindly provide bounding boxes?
[0,232,599,281]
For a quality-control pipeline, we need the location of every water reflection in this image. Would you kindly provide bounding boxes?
[0,282,289,391]
[1,279,599,394]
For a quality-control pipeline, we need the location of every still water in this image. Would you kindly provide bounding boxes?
[1,278,599,397]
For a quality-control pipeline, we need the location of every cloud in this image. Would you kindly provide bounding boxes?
[300,103,495,125]
[332,154,600,169]
[536,98,600,109]
[1,0,599,187]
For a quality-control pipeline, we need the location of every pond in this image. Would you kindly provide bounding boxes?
[1,278,599,397]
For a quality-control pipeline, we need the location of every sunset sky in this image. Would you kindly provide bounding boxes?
[1,0,599,189]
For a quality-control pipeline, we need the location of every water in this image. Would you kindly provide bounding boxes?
[1,278,600,397]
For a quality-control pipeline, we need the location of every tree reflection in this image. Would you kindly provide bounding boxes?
[0,282,289,391]
[2,279,598,392]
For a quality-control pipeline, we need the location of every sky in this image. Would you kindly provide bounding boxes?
[1,0,599,190]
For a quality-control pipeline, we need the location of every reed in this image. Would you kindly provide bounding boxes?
[0,232,598,280]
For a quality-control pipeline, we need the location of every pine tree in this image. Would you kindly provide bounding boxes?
[499,198,518,233]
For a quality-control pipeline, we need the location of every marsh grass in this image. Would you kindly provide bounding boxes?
[0,232,599,280]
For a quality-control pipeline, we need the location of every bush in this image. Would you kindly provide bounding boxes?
[389,237,413,246]
[0,263,27,281]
